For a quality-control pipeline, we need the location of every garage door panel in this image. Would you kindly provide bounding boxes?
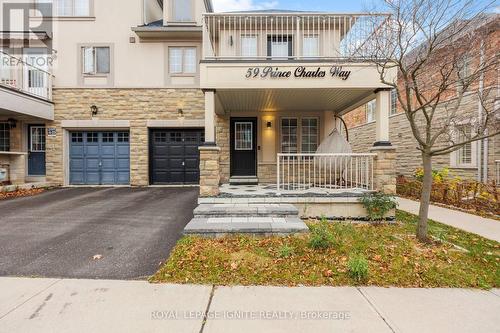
[169,159,184,168]
[69,131,130,185]
[184,158,198,169]
[168,146,184,155]
[184,172,199,183]
[184,145,199,155]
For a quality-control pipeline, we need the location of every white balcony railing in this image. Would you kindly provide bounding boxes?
[202,13,391,61]
[277,153,376,192]
[0,50,53,101]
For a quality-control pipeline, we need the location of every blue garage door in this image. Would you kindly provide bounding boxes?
[70,131,130,185]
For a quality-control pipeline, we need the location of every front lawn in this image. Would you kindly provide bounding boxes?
[150,211,500,289]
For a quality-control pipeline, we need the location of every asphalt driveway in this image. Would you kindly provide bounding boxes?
[0,187,198,280]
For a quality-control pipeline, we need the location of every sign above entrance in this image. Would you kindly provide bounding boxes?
[245,66,351,81]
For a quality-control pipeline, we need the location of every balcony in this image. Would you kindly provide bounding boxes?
[202,13,391,61]
[0,50,53,120]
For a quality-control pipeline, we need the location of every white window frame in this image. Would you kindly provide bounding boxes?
[302,34,320,58]
[390,89,398,115]
[82,46,111,76]
[366,100,376,123]
[450,124,478,169]
[172,0,194,22]
[168,47,197,76]
[301,117,319,153]
[37,0,92,17]
[280,117,319,154]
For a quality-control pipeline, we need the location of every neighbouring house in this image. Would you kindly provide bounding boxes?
[1,0,399,224]
[343,14,500,185]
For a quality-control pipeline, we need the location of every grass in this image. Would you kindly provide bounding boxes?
[150,211,500,289]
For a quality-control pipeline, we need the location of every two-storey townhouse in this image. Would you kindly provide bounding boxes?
[344,14,500,185]
[2,1,401,220]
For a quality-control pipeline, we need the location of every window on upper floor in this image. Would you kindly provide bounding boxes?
[82,46,110,75]
[302,35,319,58]
[390,89,398,115]
[169,47,197,75]
[173,0,193,22]
[241,35,258,57]
[37,0,91,17]
[268,35,293,59]
[0,123,10,152]
[365,100,376,123]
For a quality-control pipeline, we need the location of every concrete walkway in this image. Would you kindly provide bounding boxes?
[397,197,500,242]
[1,277,499,333]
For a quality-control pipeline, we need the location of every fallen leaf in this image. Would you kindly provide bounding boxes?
[93,254,103,260]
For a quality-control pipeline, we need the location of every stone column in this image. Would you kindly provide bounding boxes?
[9,154,26,185]
[370,146,397,194]
[199,146,220,197]
[374,89,391,146]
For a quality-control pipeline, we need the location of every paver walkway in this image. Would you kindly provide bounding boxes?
[397,197,500,242]
[1,277,499,333]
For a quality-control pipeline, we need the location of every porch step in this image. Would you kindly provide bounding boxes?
[193,203,299,218]
[185,203,308,236]
[229,176,259,185]
[184,217,309,236]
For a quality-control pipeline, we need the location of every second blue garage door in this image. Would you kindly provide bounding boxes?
[69,131,130,185]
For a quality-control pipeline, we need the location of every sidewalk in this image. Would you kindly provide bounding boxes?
[397,197,500,242]
[0,277,499,333]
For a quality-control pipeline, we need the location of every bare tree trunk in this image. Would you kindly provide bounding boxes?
[417,152,433,242]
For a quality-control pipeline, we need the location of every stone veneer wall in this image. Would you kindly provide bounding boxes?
[347,93,499,181]
[47,88,205,186]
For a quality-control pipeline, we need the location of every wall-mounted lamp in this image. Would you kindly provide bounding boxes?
[229,35,234,46]
[90,105,99,116]
[177,108,185,122]
[7,118,17,129]
[266,121,272,129]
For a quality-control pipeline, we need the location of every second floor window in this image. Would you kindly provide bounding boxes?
[268,35,293,59]
[44,0,91,16]
[169,47,197,75]
[302,35,319,58]
[241,36,258,57]
[366,100,376,123]
[82,46,110,75]
[173,0,193,22]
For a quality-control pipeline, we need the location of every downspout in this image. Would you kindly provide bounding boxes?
[478,39,488,183]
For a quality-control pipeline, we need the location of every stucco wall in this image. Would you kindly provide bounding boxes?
[47,88,205,186]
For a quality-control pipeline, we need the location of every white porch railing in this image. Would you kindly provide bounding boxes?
[202,13,391,60]
[0,50,53,101]
[277,153,376,192]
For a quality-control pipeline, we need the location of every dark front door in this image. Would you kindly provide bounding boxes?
[230,117,257,177]
[150,129,204,185]
[28,125,46,176]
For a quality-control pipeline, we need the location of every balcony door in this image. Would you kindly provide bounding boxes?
[267,35,293,60]
[23,48,49,99]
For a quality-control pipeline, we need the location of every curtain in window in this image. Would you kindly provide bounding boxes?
[241,36,258,57]
[183,48,197,73]
[169,48,183,73]
[74,0,90,16]
[302,35,319,58]
[96,47,110,74]
[174,0,192,21]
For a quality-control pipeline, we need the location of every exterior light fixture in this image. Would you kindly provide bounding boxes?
[177,108,185,123]
[90,105,99,116]
[266,121,272,129]
[7,118,17,129]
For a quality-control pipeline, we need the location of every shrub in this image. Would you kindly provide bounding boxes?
[359,193,397,221]
[308,217,335,250]
[414,167,449,183]
[348,255,369,282]
[277,244,295,258]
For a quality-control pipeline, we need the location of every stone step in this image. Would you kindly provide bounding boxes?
[193,203,299,218]
[183,217,309,236]
[229,176,259,185]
